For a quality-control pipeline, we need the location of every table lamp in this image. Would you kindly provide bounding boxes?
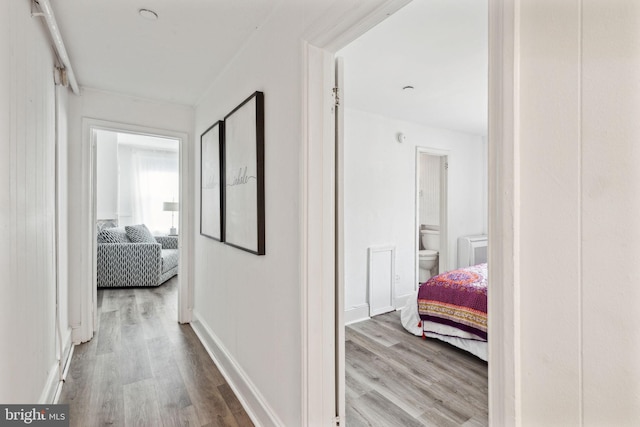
[163,201,179,235]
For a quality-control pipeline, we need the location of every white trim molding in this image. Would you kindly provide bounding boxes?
[488,0,519,425]
[40,330,73,404]
[344,304,370,325]
[191,311,284,427]
[39,362,61,405]
[52,339,74,404]
[303,0,411,52]
[300,41,338,427]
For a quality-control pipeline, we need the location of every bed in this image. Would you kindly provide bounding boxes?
[401,263,488,361]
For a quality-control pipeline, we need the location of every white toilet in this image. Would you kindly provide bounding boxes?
[419,228,440,282]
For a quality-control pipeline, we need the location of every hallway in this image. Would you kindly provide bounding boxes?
[59,278,253,427]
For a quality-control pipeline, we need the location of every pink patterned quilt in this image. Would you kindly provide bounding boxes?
[417,263,488,341]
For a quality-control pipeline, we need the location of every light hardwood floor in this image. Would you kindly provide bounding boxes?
[345,311,488,427]
[59,277,254,427]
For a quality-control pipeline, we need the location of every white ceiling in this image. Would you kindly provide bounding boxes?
[338,0,488,136]
[49,0,487,132]
[50,0,276,105]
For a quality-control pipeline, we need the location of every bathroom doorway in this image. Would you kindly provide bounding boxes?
[415,148,448,288]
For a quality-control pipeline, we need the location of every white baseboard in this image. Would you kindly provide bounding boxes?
[345,295,413,324]
[39,361,60,404]
[54,331,74,403]
[394,292,413,311]
[344,303,370,325]
[40,329,73,404]
[190,310,284,427]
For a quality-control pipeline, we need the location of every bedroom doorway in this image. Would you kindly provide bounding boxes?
[336,0,488,425]
[79,119,191,343]
[302,0,516,424]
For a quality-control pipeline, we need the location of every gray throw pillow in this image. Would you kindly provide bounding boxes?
[125,224,156,243]
[97,227,130,244]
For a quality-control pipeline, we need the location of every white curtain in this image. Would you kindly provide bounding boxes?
[129,149,179,234]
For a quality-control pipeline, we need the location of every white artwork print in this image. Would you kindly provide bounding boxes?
[201,123,221,239]
[225,97,258,251]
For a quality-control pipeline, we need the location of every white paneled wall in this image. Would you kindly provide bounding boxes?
[581,2,640,422]
[55,85,72,368]
[516,0,640,424]
[0,1,70,403]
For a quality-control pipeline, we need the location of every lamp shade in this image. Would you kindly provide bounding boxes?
[163,202,179,212]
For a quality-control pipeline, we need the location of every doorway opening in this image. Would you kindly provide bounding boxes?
[80,119,191,343]
[415,149,449,286]
[303,0,516,424]
[336,0,488,424]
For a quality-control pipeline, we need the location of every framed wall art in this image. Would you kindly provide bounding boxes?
[200,120,225,241]
[223,91,265,255]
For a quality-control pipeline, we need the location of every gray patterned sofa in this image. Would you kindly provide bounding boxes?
[97,224,178,288]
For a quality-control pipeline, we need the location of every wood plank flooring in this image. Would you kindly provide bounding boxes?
[345,311,488,427]
[59,278,254,427]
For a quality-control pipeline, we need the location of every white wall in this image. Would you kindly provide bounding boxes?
[0,1,71,403]
[95,130,118,219]
[343,109,486,312]
[193,41,298,427]
[67,88,194,341]
[191,2,351,425]
[516,0,640,424]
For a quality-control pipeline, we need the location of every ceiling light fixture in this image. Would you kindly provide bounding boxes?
[138,8,158,20]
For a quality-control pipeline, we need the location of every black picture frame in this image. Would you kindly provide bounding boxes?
[200,120,225,241]
[223,91,265,255]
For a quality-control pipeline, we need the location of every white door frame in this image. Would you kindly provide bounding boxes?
[486,0,518,423]
[78,118,192,343]
[301,0,519,425]
[415,147,449,286]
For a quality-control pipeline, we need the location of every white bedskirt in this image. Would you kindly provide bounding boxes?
[400,290,488,361]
